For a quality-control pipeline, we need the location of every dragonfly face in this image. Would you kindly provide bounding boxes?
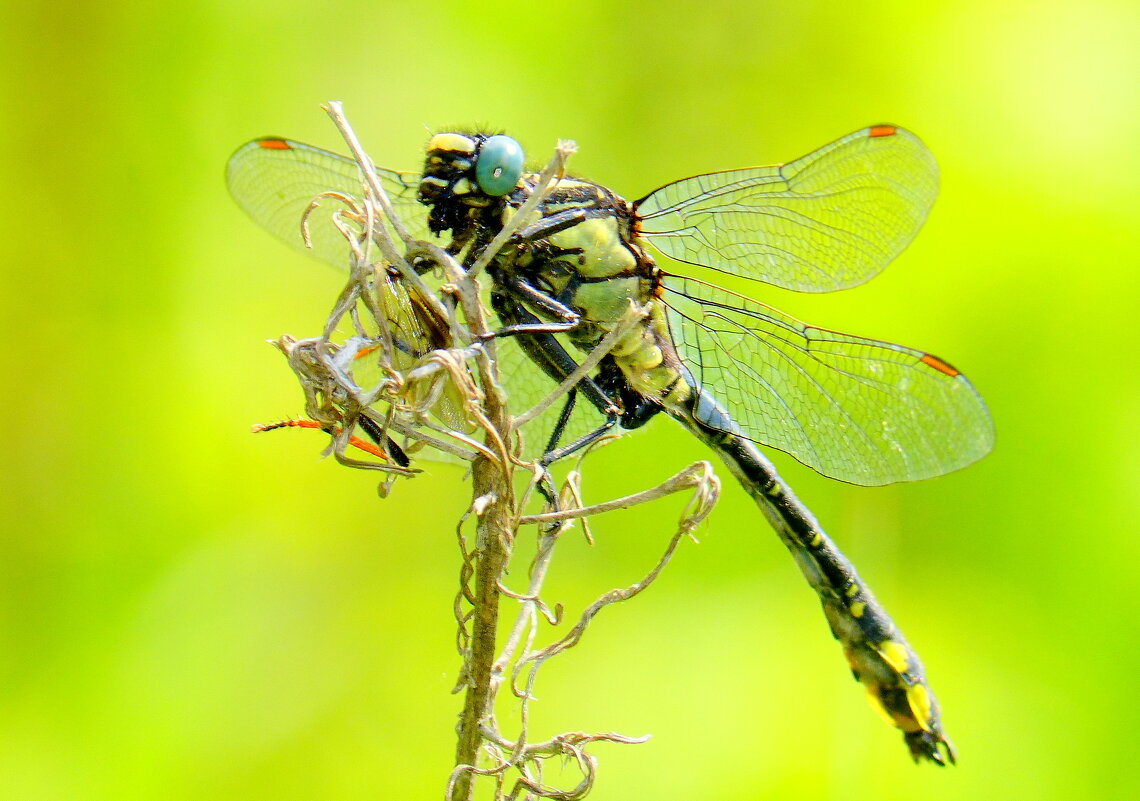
[227,124,993,764]
[417,132,525,235]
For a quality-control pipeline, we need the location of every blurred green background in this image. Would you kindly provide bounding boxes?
[3,0,1138,798]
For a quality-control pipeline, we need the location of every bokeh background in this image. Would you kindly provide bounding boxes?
[3,0,1138,798]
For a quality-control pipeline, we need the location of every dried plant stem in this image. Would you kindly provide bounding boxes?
[452,450,513,801]
[443,140,589,801]
[302,104,720,800]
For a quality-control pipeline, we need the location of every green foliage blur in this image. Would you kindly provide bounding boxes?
[3,0,1138,798]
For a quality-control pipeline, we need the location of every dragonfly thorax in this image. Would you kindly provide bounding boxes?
[479,175,684,411]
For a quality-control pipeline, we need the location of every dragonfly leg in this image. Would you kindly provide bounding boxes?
[469,208,596,269]
[509,206,614,245]
[544,388,580,455]
[540,411,619,467]
[482,277,582,339]
[531,397,619,509]
[531,390,583,507]
[357,413,411,468]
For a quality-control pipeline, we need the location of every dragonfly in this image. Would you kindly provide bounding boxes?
[227,124,993,765]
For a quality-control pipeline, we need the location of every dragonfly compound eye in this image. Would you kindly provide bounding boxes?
[475,135,524,196]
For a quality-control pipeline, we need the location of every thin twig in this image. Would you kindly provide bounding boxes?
[323,100,415,247]
[519,462,717,525]
[323,101,453,327]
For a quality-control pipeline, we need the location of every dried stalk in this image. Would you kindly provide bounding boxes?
[259,103,722,801]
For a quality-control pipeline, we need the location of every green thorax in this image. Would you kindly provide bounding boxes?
[495,176,654,346]
[493,175,686,403]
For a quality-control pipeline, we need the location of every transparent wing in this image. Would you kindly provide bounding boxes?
[661,275,993,485]
[324,268,488,466]
[636,126,938,293]
[227,138,587,464]
[226,137,430,269]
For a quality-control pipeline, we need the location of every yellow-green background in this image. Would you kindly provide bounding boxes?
[3,0,1137,798]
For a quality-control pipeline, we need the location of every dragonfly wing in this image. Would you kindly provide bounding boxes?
[226,137,429,269]
[325,268,483,459]
[661,275,993,485]
[636,126,938,293]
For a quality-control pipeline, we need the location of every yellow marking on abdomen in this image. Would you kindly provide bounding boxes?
[907,683,933,732]
[877,640,911,675]
[865,687,897,726]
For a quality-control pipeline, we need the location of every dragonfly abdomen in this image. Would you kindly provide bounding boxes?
[669,388,957,765]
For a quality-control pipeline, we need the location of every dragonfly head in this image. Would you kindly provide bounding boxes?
[418,133,525,235]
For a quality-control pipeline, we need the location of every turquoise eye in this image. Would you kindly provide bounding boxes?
[475,135,524,196]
